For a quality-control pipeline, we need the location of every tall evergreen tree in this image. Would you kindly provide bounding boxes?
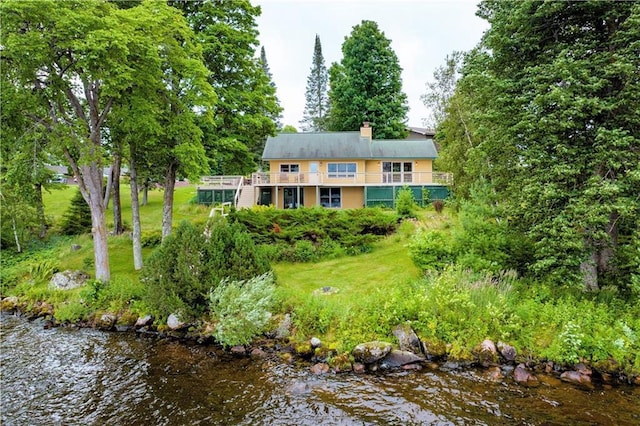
[328,20,408,139]
[259,46,283,130]
[474,0,640,290]
[171,0,282,174]
[300,34,330,132]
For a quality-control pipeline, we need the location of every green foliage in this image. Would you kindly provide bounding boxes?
[409,229,454,271]
[229,206,397,263]
[413,267,517,357]
[409,181,531,274]
[328,20,408,139]
[208,272,276,347]
[301,34,330,132]
[54,301,91,323]
[472,1,640,289]
[141,219,271,321]
[395,186,418,219]
[59,190,92,235]
[172,0,281,172]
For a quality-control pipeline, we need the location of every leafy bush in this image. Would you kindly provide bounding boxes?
[141,219,271,321]
[409,229,454,271]
[395,186,418,219]
[60,190,92,235]
[208,272,276,347]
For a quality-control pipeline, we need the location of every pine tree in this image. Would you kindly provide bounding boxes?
[300,34,330,132]
[328,20,408,139]
[259,46,282,129]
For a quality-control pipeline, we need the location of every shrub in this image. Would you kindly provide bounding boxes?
[141,219,271,321]
[409,229,454,271]
[229,207,397,263]
[208,272,276,347]
[395,186,417,219]
[60,190,92,235]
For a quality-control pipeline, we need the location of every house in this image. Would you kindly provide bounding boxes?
[197,124,452,209]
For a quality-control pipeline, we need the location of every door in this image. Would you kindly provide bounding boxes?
[309,162,319,184]
[283,187,304,209]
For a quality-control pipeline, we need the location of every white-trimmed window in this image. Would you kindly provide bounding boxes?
[320,188,341,208]
[382,161,413,183]
[327,162,356,178]
[280,164,299,173]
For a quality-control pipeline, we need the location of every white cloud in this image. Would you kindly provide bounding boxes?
[255,0,488,129]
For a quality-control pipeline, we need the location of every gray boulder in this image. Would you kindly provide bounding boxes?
[135,314,154,328]
[392,324,423,355]
[497,341,517,362]
[167,313,186,330]
[352,341,393,364]
[49,270,89,290]
[380,349,425,369]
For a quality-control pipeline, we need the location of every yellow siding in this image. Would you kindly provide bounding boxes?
[341,187,364,209]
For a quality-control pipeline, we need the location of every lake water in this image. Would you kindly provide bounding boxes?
[1,314,639,425]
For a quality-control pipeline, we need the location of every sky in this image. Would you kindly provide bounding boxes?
[254,0,489,130]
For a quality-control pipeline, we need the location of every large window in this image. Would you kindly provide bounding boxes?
[382,161,412,183]
[327,162,356,178]
[320,188,341,208]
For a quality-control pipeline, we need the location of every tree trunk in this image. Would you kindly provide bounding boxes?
[103,165,112,208]
[162,162,177,240]
[111,154,124,234]
[79,164,111,282]
[129,150,143,270]
[142,181,148,206]
[11,216,22,253]
[33,182,47,238]
[580,252,599,291]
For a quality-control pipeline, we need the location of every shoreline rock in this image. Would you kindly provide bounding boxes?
[2,298,639,388]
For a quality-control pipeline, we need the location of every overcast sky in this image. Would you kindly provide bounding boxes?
[254,0,489,130]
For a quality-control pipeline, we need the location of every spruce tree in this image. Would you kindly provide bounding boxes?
[300,34,330,132]
[328,20,408,139]
[259,46,282,130]
[60,190,93,235]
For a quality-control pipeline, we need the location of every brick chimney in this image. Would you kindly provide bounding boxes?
[360,122,372,141]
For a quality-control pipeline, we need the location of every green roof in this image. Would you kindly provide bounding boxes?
[262,132,438,160]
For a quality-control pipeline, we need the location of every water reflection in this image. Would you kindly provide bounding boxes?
[2,314,639,425]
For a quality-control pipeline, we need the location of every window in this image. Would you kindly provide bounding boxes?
[327,162,356,178]
[382,161,412,183]
[320,188,341,208]
[280,164,299,173]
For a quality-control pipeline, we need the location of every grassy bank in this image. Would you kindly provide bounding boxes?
[1,184,639,378]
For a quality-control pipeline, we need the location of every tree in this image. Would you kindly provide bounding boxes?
[1,0,213,279]
[421,51,463,129]
[0,71,53,249]
[476,0,640,290]
[260,46,282,130]
[171,0,282,174]
[328,20,408,139]
[300,34,330,132]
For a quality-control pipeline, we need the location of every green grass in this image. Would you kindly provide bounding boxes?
[42,184,208,233]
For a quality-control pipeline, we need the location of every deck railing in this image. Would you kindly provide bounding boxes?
[250,171,453,186]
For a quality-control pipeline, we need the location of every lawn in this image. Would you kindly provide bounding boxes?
[42,183,209,233]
